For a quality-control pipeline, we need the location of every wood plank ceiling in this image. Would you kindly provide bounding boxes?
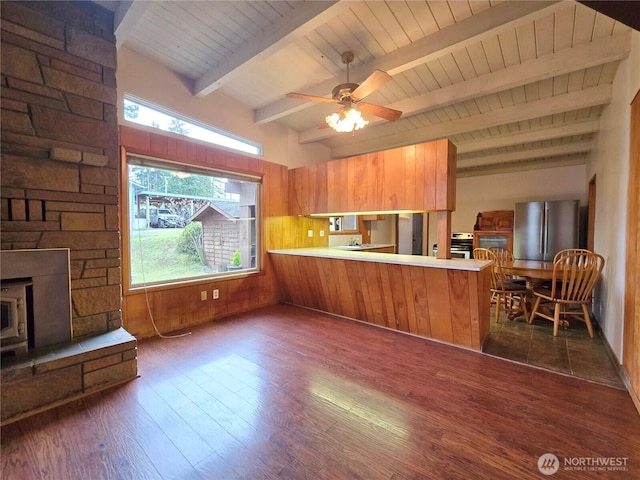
[102,1,633,176]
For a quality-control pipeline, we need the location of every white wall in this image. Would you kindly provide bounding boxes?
[427,164,588,255]
[116,47,330,168]
[369,215,396,245]
[453,165,588,233]
[587,30,640,363]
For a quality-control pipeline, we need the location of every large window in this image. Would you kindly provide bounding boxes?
[123,95,262,156]
[127,155,260,287]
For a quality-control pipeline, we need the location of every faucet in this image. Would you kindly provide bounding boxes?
[349,237,360,246]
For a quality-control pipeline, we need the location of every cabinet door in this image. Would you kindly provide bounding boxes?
[479,235,507,249]
[474,232,513,252]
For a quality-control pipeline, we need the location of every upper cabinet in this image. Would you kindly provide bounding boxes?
[288,139,456,216]
[473,210,515,252]
[474,210,514,231]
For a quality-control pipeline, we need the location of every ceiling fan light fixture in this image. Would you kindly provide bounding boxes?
[326,107,368,133]
[288,51,400,129]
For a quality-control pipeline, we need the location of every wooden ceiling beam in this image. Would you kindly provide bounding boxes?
[455,120,600,154]
[298,31,629,143]
[457,141,594,169]
[193,1,347,97]
[457,154,588,177]
[255,0,566,124]
[328,84,612,158]
[114,0,150,49]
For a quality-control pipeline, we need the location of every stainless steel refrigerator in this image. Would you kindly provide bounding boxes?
[514,200,580,261]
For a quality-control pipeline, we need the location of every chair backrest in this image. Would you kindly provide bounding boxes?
[551,252,605,302]
[553,248,592,264]
[473,247,494,261]
[489,247,514,267]
[474,247,516,291]
[473,248,498,290]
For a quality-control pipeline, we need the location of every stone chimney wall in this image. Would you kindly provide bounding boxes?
[0,1,121,338]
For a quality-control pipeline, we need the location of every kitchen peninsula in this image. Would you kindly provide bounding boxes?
[269,248,492,351]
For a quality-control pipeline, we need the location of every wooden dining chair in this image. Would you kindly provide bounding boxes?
[473,247,496,302]
[553,248,592,263]
[488,247,524,283]
[542,248,593,289]
[529,251,604,337]
[489,247,514,265]
[474,248,529,323]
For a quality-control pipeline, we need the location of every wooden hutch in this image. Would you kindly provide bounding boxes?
[473,210,514,252]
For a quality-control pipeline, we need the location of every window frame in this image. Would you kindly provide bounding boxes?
[121,150,263,294]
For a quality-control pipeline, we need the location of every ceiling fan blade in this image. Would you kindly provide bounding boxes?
[359,103,402,122]
[286,92,335,104]
[351,70,392,101]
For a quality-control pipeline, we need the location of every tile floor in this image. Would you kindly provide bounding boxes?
[482,307,626,390]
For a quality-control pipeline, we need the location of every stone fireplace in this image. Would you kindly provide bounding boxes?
[0,2,138,424]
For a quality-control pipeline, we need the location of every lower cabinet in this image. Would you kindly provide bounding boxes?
[270,252,491,351]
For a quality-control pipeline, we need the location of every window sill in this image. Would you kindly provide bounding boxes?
[123,269,263,295]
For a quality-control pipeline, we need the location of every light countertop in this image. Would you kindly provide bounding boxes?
[268,248,492,271]
[332,243,395,251]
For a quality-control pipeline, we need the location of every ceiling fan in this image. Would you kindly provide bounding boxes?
[286,51,402,131]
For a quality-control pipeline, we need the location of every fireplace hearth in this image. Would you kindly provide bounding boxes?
[1,249,138,426]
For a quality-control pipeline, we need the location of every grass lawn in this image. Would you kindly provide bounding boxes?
[129,228,213,284]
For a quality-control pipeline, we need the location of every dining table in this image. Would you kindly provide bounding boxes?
[500,259,556,323]
[501,260,555,281]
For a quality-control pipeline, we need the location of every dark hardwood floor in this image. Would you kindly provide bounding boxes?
[2,304,639,479]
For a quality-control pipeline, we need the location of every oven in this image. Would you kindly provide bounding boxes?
[432,232,474,259]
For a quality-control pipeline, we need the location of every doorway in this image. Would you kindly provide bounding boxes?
[396,213,423,255]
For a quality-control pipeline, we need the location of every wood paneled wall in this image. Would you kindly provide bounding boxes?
[119,126,327,338]
[624,90,640,413]
[289,139,456,216]
[270,253,491,351]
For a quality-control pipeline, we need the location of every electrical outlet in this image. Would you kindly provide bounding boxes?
[319,230,325,237]
[307,229,313,238]
[213,289,219,299]
[200,290,207,301]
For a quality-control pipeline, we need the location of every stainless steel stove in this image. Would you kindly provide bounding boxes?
[432,232,474,259]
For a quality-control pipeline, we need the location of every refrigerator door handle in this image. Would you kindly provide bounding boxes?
[539,211,545,255]
[543,208,549,255]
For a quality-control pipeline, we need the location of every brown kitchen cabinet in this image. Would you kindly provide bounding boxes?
[288,139,456,216]
[473,210,514,252]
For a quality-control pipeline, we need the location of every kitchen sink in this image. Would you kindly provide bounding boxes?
[334,244,384,250]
